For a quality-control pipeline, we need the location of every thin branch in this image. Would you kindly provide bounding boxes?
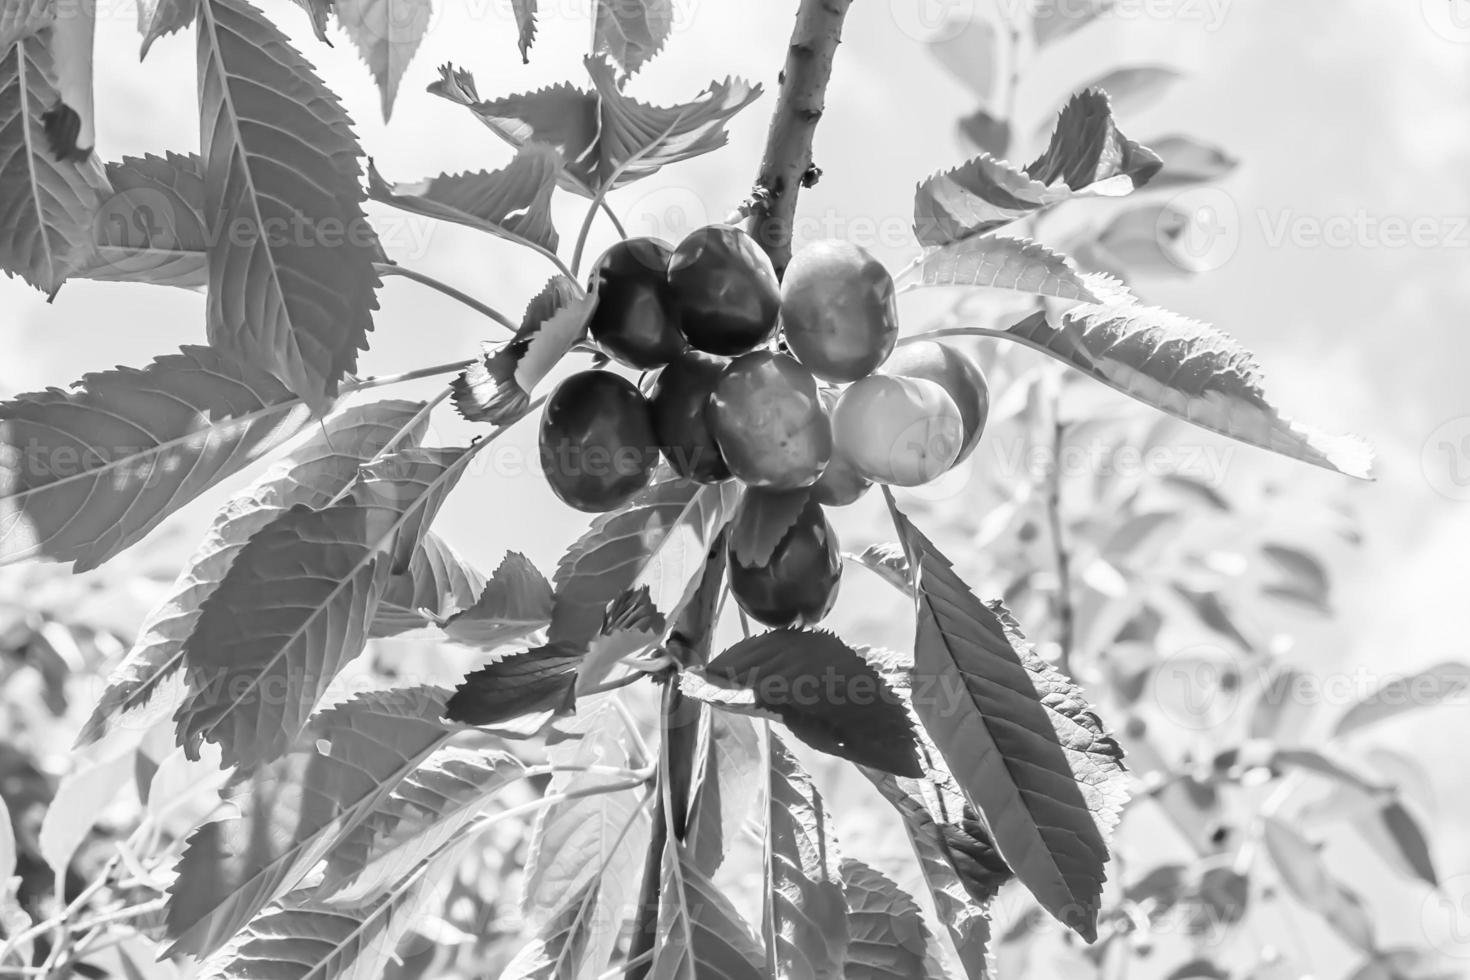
[376,263,517,332]
[748,0,856,275]
[599,199,629,240]
[1045,393,1076,674]
[347,358,476,393]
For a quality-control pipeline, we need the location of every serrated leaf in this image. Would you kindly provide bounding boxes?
[864,772,991,980]
[548,470,738,655]
[452,278,590,425]
[0,32,109,292]
[76,399,426,748]
[914,90,1159,245]
[1002,281,1374,478]
[75,152,208,287]
[1261,816,1375,951]
[729,488,807,568]
[1146,134,1237,188]
[846,543,909,595]
[138,0,196,55]
[0,346,312,571]
[521,700,650,975]
[437,550,553,649]
[840,859,943,980]
[511,0,535,61]
[445,646,579,726]
[694,629,922,778]
[1332,661,1470,737]
[367,143,561,254]
[651,835,766,980]
[175,446,473,769]
[898,235,1103,302]
[499,877,597,980]
[763,734,848,980]
[0,0,52,49]
[431,58,760,196]
[687,711,759,877]
[372,531,486,636]
[200,827,473,980]
[198,0,379,410]
[593,0,671,76]
[886,498,1126,942]
[1037,67,1182,140]
[335,0,431,120]
[165,687,454,958]
[317,744,526,904]
[574,585,665,695]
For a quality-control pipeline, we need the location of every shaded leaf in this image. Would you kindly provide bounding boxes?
[574,585,666,696]
[511,0,535,61]
[175,446,473,768]
[39,750,132,876]
[0,346,311,570]
[692,629,922,778]
[335,0,432,120]
[1147,134,1238,188]
[165,687,454,958]
[840,859,943,980]
[887,497,1126,941]
[0,32,109,293]
[763,734,848,980]
[78,151,208,287]
[444,646,579,726]
[846,543,910,595]
[0,0,51,49]
[76,399,425,747]
[687,711,759,877]
[729,488,809,568]
[593,0,671,76]
[438,550,552,649]
[1261,816,1375,951]
[367,143,561,255]
[198,0,379,410]
[958,106,1009,158]
[1332,661,1470,737]
[651,835,766,980]
[499,877,598,980]
[138,0,198,55]
[372,531,486,636]
[1003,281,1374,478]
[1360,799,1437,887]
[898,235,1104,302]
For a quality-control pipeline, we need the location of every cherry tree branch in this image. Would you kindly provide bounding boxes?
[748,0,855,275]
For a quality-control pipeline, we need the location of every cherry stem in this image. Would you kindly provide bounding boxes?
[375,262,517,332]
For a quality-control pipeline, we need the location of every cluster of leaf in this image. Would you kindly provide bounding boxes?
[0,0,1397,978]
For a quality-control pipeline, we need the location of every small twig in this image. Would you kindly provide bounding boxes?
[598,948,655,980]
[748,0,856,275]
[599,199,629,241]
[376,263,517,332]
[570,190,612,278]
[347,358,476,394]
[579,670,648,698]
[1044,375,1076,674]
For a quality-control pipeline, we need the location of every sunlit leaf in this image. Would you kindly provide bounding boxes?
[593,0,671,76]
[686,710,759,877]
[651,835,765,980]
[1332,661,1470,737]
[511,0,536,61]
[841,859,945,980]
[335,0,432,120]
[1261,816,1375,951]
[898,235,1104,301]
[372,531,486,636]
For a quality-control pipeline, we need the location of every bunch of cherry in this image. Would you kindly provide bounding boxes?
[540,224,990,628]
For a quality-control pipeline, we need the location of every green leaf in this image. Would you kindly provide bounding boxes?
[75,399,426,748]
[686,711,759,877]
[864,771,991,980]
[1358,799,1437,887]
[438,550,554,650]
[897,235,1104,302]
[0,32,109,293]
[367,143,562,255]
[1002,280,1375,479]
[1031,0,1110,47]
[317,744,527,904]
[372,531,486,636]
[1346,948,1461,980]
[763,734,848,980]
[1039,67,1182,133]
[0,795,13,882]
[75,152,208,287]
[198,0,380,410]
[511,0,535,61]
[840,859,945,980]
[691,629,923,778]
[335,0,431,120]
[1260,542,1331,613]
[175,446,473,769]
[1261,816,1375,951]
[651,835,766,980]
[0,0,51,50]
[914,90,1158,246]
[1146,134,1238,189]
[452,277,590,426]
[165,686,454,958]
[728,488,808,568]
[39,748,133,876]
[199,829,474,980]
[548,469,738,655]
[445,646,580,726]
[593,0,672,76]
[499,877,598,980]
[574,585,666,695]
[886,497,1126,942]
[0,346,313,571]
[521,699,650,973]
[1332,661,1470,737]
[430,58,760,196]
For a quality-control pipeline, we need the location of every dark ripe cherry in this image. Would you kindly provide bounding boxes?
[649,350,731,483]
[880,340,990,464]
[708,351,831,490]
[781,240,899,382]
[539,370,659,512]
[587,238,686,369]
[727,497,842,628]
[810,388,871,507]
[667,225,781,355]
